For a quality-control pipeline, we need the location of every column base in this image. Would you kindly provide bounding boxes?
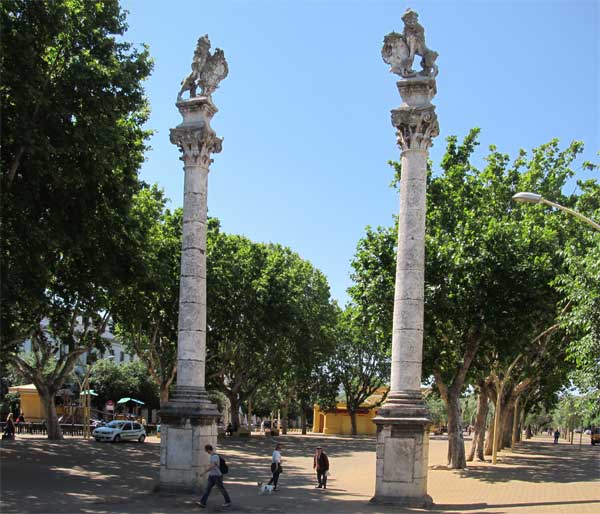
[159,386,219,494]
[372,390,433,507]
[370,494,433,508]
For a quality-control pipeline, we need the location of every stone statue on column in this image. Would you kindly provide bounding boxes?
[372,8,438,507]
[159,35,227,494]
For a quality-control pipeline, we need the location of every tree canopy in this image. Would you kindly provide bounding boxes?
[1,0,152,438]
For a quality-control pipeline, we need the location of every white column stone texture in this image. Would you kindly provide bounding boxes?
[373,8,439,508]
[159,34,229,494]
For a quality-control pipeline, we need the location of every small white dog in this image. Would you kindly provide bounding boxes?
[257,482,274,495]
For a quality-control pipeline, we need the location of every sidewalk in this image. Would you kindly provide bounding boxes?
[1,434,598,513]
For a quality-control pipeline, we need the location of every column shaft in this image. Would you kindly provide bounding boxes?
[177,164,208,390]
[390,149,427,393]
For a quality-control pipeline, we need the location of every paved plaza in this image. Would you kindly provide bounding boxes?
[1,434,598,514]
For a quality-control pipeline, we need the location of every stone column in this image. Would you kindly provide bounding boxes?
[372,9,439,507]
[159,35,228,494]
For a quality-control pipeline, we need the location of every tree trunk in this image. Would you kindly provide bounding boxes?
[484,401,495,456]
[159,384,170,407]
[301,409,307,435]
[468,383,489,462]
[511,396,520,449]
[282,399,289,435]
[248,397,253,429]
[349,409,358,435]
[228,394,240,430]
[446,391,467,468]
[499,397,515,450]
[39,387,63,440]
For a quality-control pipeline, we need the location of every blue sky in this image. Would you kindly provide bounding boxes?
[121,0,599,306]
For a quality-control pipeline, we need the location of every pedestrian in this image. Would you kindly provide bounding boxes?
[268,443,282,490]
[553,429,560,444]
[197,444,231,509]
[313,446,330,489]
[3,413,15,440]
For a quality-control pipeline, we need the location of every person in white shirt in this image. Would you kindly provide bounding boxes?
[268,443,282,490]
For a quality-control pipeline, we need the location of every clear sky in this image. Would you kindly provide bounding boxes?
[120,0,599,306]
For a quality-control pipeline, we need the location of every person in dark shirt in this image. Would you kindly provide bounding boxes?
[313,446,330,489]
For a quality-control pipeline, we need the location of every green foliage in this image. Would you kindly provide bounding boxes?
[206,221,338,425]
[350,128,595,461]
[556,181,600,395]
[425,392,447,426]
[111,186,181,405]
[0,0,152,437]
[89,359,159,410]
[328,305,390,431]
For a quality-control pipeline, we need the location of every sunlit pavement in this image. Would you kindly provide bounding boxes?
[1,433,598,513]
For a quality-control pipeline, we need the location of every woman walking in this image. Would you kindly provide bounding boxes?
[268,443,282,490]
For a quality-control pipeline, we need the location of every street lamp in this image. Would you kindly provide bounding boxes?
[512,192,600,232]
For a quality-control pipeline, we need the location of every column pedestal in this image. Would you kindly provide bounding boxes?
[371,393,432,507]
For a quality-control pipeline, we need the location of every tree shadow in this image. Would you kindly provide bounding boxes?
[455,440,600,484]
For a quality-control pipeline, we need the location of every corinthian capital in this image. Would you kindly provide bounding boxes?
[170,126,223,168]
[392,106,439,151]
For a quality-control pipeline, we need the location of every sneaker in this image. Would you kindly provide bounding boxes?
[222,502,232,508]
[196,502,206,508]
[316,485,322,488]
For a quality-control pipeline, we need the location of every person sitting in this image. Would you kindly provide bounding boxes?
[225,423,233,436]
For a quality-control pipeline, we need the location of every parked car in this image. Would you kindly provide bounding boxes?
[93,420,146,443]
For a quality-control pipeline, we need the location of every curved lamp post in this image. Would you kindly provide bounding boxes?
[512,192,600,232]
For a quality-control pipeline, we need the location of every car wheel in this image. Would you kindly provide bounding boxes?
[138,434,146,443]
[113,434,121,443]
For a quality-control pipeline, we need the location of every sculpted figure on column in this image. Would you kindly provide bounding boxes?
[382,8,439,79]
[178,35,229,101]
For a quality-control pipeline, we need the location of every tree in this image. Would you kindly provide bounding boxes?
[557,180,600,406]
[1,0,152,439]
[349,129,593,467]
[206,221,337,430]
[90,359,159,412]
[111,187,181,407]
[329,306,390,435]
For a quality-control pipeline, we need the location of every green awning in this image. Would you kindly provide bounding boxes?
[117,397,144,405]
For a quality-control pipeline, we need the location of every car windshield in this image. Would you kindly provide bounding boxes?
[106,421,124,429]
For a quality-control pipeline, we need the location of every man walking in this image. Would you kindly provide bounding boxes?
[313,446,330,489]
[197,444,231,509]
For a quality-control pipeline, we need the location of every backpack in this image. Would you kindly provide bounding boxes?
[219,455,229,474]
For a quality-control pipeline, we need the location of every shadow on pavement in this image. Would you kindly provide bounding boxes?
[456,440,600,484]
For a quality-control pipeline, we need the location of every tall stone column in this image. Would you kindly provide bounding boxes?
[159,35,228,494]
[372,9,439,507]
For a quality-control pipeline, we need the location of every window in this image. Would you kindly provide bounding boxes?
[123,423,132,431]
[133,423,141,430]
[119,352,124,363]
